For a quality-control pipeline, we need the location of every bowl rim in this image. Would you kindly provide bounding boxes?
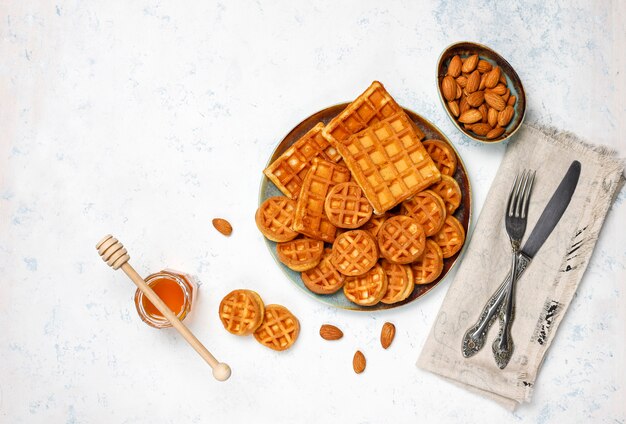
[436,41,527,144]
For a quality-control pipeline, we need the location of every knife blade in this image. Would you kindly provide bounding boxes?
[461,160,581,358]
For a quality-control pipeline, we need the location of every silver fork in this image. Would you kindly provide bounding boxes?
[492,170,535,369]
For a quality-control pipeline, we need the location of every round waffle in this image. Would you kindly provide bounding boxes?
[411,239,444,285]
[324,182,373,229]
[255,196,299,242]
[378,216,426,264]
[401,190,447,237]
[423,139,457,176]
[253,304,300,351]
[331,230,379,276]
[429,175,462,215]
[360,213,389,238]
[432,215,466,258]
[276,238,324,271]
[301,248,345,294]
[380,260,414,304]
[219,289,265,335]
[343,263,388,306]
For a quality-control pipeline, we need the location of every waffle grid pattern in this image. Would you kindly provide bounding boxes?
[219,290,263,335]
[343,264,388,306]
[401,190,446,237]
[301,250,345,294]
[423,139,458,177]
[331,230,379,276]
[254,305,300,351]
[380,260,411,304]
[432,216,465,259]
[378,216,426,264]
[277,238,324,268]
[256,197,298,242]
[324,182,373,229]
[411,239,444,285]
[430,175,462,215]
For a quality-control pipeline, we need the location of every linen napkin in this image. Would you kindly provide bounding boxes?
[417,124,624,410]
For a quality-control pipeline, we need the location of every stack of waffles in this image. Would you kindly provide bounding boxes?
[256,81,466,307]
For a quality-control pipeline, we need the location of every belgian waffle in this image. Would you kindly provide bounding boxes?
[328,113,441,214]
[331,230,379,276]
[255,196,299,242]
[422,139,457,177]
[324,181,373,229]
[301,248,345,294]
[263,123,340,199]
[429,174,462,215]
[410,239,444,285]
[293,158,351,242]
[343,263,388,306]
[401,190,447,237]
[219,289,265,335]
[432,215,465,258]
[253,304,300,351]
[380,260,414,304]
[276,237,324,271]
[378,215,426,264]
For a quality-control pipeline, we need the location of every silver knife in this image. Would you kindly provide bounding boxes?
[462,160,581,358]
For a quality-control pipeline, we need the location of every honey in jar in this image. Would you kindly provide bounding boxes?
[133,269,197,329]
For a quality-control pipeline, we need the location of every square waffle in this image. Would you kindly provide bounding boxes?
[264,123,341,200]
[293,158,351,242]
[335,113,441,214]
[322,81,425,147]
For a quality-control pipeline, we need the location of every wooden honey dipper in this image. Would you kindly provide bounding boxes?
[96,234,231,381]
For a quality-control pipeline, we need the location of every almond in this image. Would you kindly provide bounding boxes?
[353,350,366,374]
[469,123,492,136]
[466,70,481,93]
[458,109,482,124]
[460,96,470,114]
[487,107,498,127]
[502,88,510,103]
[485,66,501,89]
[477,59,492,73]
[486,126,506,140]
[484,92,506,111]
[497,106,515,127]
[499,73,507,84]
[455,84,462,99]
[212,218,232,236]
[466,91,485,107]
[479,73,487,91]
[507,95,517,106]
[456,75,467,88]
[447,55,462,77]
[319,324,343,340]
[381,322,396,349]
[487,83,507,96]
[441,76,457,102]
[478,103,488,123]
[462,54,479,73]
[448,100,460,117]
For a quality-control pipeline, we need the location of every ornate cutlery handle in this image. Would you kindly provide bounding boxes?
[461,252,531,358]
[492,251,519,368]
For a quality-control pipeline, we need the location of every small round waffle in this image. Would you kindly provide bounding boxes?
[429,175,462,215]
[411,239,444,285]
[324,182,373,229]
[253,304,300,351]
[380,260,414,304]
[219,289,265,335]
[360,213,390,238]
[301,248,345,294]
[331,230,379,276]
[401,190,447,237]
[423,139,457,176]
[276,237,324,271]
[377,216,426,264]
[343,263,388,306]
[255,196,299,242]
[432,215,466,258]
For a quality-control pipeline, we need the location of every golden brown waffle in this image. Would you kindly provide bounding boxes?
[360,213,390,238]
[401,190,447,237]
[322,81,425,146]
[329,113,441,214]
[422,139,457,177]
[253,304,300,351]
[410,239,444,285]
[429,174,462,215]
[263,123,339,200]
[324,182,373,229]
[276,237,324,271]
[293,158,351,242]
[380,260,414,304]
[331,230,379,276]
[219,289,265,335]
[343,263,388,306]
[432,215,466,258]
[378,215,426,264]
[255,196,299,242]
[301,248,345,294]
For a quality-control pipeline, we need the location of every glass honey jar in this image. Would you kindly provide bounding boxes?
[133,269,197,329]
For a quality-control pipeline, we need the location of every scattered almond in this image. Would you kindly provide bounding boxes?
[447,55,462,77]
[497,106,515,127]
[319,324,343,340]
[461,54,479,73]
[458,109,482,124]
[441,76,457,102]
[353,351,366,374]
[484,92,506,111]
[212,218,233,236]
[380,322,396,349]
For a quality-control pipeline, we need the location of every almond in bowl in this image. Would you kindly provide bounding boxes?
[437,42,526,144]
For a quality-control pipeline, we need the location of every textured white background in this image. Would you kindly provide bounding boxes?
[1,1,625,423]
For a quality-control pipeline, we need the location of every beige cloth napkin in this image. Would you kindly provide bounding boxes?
[417,124,624,410]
